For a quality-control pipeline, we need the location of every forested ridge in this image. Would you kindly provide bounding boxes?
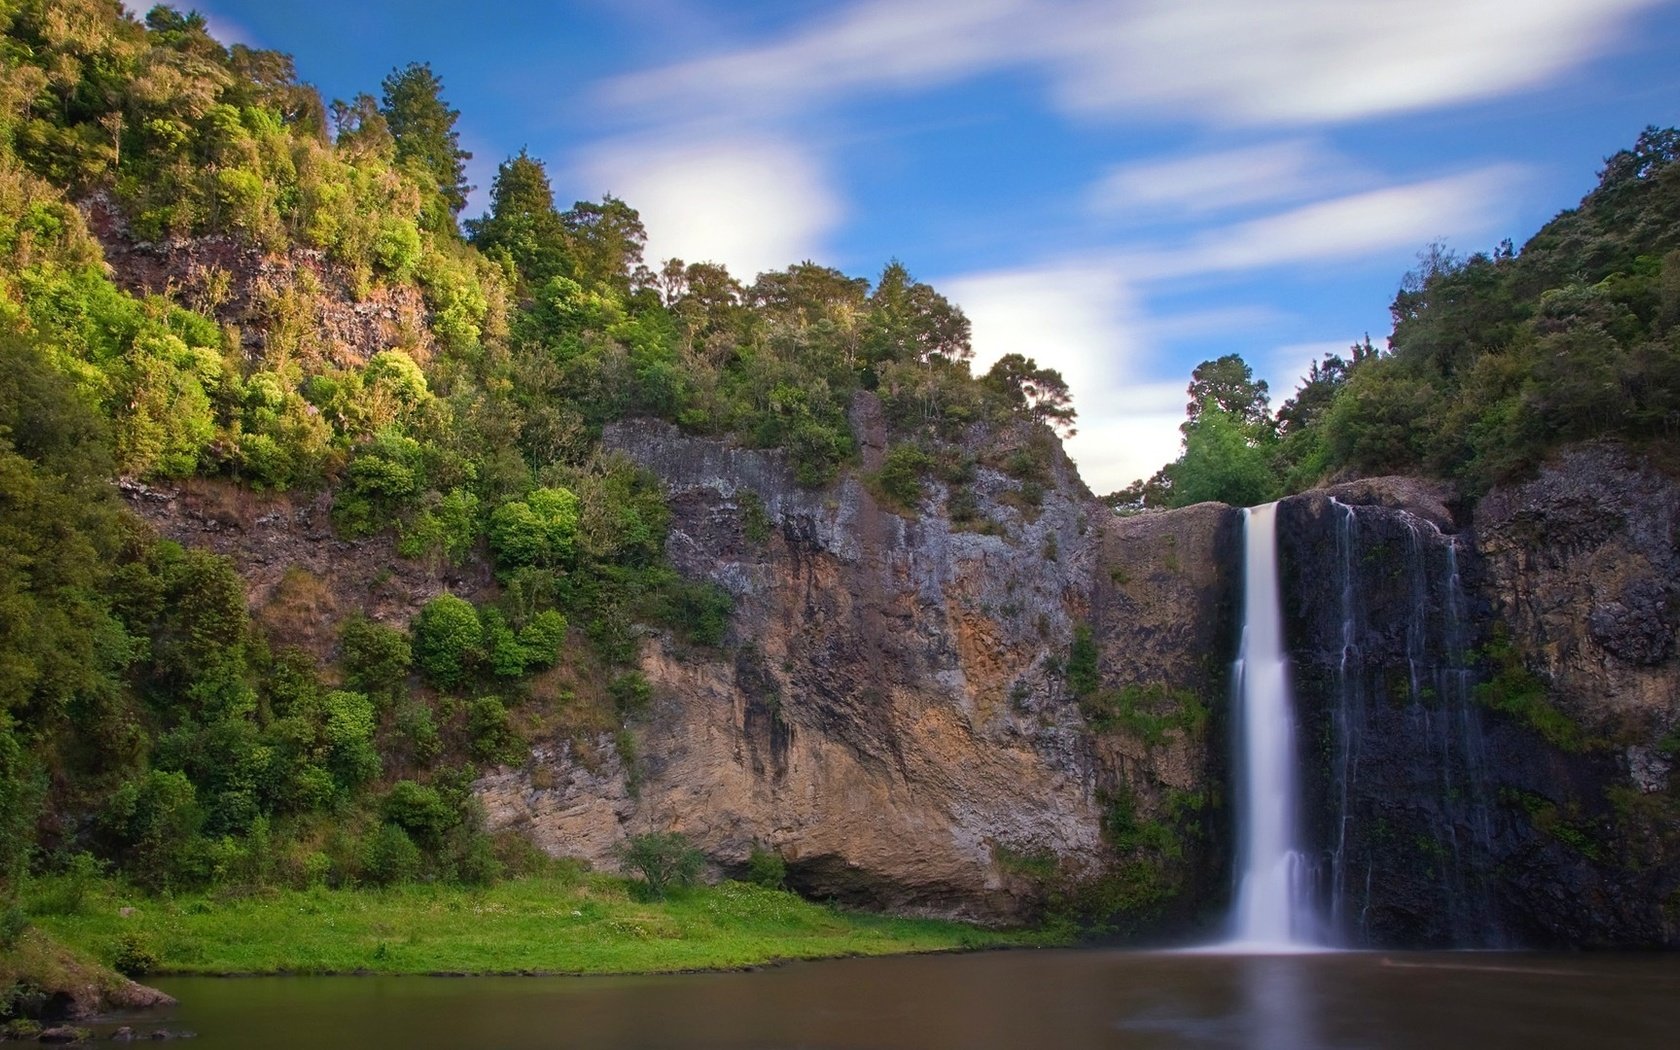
[0,0,1084,923]
[1120,126,1680,510]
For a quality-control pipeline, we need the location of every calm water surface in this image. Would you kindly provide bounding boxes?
[123,950,1680,1049]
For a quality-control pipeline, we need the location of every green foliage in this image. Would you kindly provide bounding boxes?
[412,594,484,688]
[380,62,471,230]
[465,696,524,765]
[615,831,704,900]
[338,616,412,700]
[745,846,787,889]
[99,771,203,892]
[322,690,381,787]
[111,931,160,977]
[876,443,932,509]
[1065,625,1100,699]
[738,490,771,544]
[608,672,652,718]
[381,781,458,849]
[359,824,422,887]
[488,487,580,571]
[1475,627,1590,752]
[1081,684,1208,744]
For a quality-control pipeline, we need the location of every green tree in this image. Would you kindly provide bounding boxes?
[1184,354,1271,429]
[380,62,471,231]
[466,149,569,292]
[615,830,704,899]
[412,594,485,688]
[984,353,1078,436]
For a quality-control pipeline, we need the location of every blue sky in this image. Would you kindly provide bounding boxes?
[147,0,1680,493]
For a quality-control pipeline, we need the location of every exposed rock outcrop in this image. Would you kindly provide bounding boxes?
[119,477,488,657]
[476,406,1241,922]
[1280,447,1680,948]
[82,192,434,370]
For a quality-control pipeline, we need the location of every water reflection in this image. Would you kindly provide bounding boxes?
[139,949,1680,1050]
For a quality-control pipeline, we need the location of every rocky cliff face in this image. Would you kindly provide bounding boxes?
[477,404,1240,923]
[1279,446,1680,948]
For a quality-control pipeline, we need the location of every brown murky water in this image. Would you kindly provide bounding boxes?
[127,949,1680,1049]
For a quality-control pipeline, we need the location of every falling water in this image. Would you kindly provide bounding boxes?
[1228,502,1318,949]
[1320,498,1504,947]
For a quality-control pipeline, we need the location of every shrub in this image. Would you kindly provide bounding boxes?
[877,443,932,508]
[465,696,523,765]
[381,781,456,849]
[745,845,786,889]
[339,615,412,699]
[608,672,652,717]
[412,594,484,688]
[322,690,381,788]
[615,831,704,899]
[359,824,422,887]
[111,931,160,977]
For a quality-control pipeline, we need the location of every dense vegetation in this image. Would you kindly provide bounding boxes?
[1118,126,1680,508]
[0,0,1082,948]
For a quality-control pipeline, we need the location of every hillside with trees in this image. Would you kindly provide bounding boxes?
[1117,126,1680,509]
[0,0,1083,929]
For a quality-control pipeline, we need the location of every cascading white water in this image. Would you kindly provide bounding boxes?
[1228,502,1316,950]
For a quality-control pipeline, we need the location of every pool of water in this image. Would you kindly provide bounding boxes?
[120,949,1680,1049]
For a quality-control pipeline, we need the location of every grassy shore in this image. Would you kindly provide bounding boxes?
[20,873,1061,977]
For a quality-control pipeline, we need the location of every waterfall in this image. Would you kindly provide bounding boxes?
[1228,502,1319,949]
[1318,499,1504,947]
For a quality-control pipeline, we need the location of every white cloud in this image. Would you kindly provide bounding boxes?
[943,262,1188,492]
[576,135,844,280]
[1134,166,1524,280]
[1045,0,1663,124]
[600,0,1662,128]
[1087,140,1349,218]
[1261,340,1357,398]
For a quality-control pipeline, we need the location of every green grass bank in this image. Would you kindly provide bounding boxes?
[19,874,1061,978]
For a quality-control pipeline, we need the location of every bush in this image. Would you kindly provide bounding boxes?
[381,781,456,849]
[466,696,523,765]
[412,594,484,688]
[339,615,412,699]
[359,824,422,887]
[615,831,704,899]
[111,931,160,977]
[745,845,786,889]
[322,690,381,788]
[877,443,932,508]
[608,672,652,717]
[0,904,28,951]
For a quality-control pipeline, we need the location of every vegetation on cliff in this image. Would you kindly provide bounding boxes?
[0,0,1084,944]
[1119,125,1680,508]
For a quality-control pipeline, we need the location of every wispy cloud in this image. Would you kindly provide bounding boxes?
[1133,165,1526,280]
[1087,140,1352,219]
[576,134,843,279]
[601,0,1663,128]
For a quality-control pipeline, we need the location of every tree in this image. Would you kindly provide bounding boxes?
[560,195,646,291]
[615,830,704,899]
[1184,354,1270,429]
[863,260,972,367]
[983,353,1077,436]
[380,62,471,230]
[1171,407,1279,508]
[466,149,569,292]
